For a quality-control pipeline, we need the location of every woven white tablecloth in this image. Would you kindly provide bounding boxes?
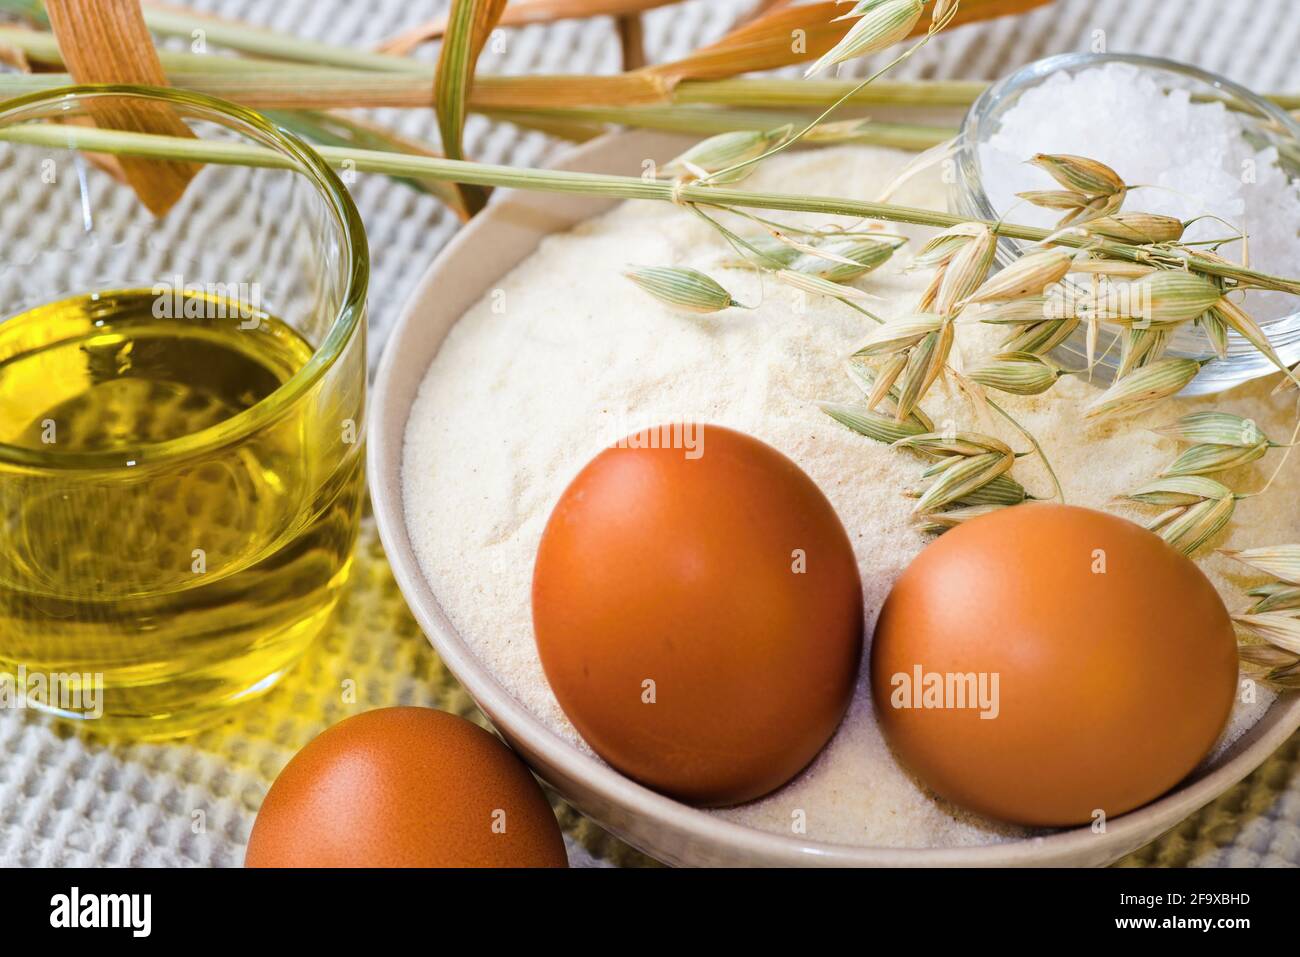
[1,0,1298,868]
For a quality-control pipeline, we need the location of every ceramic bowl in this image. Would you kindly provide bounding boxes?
[369,129,1300,866]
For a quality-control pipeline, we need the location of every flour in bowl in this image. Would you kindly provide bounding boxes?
[401,145,1293,848]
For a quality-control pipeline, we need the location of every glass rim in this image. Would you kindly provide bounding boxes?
[0,83,369,473]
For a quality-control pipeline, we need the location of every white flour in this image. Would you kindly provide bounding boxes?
[401,145,1295,848]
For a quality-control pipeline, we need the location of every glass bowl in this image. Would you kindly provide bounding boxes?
[951,52,1300,395]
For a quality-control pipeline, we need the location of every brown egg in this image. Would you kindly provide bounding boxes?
[532,424,862,806]
[245,708,567,867]
[871,503,1238,827]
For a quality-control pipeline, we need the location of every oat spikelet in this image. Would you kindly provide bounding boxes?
[1155,411,1270,448]
[1160,442,1270,478]
[661,125,791,178]
[624,266,738,313]
[1156,492,1236,555]
[854,314,944,355]
[1083,357,1203,418]
[913,451,1015,513]
[1126,476,1234,507]
[1081,213,1184,245]
[934,223,994,315]
[820,402,928,444]
[967,352,1063,395]
[964,250,1073,305]
[805,0,924,77]
[1030,153,1125,196]
[1221,545,1300,585]
[1233,614,1300,654]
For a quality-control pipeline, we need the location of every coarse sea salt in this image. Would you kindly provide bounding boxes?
[978,62,1300,321]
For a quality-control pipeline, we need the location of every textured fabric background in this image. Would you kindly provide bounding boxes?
[1,0,1298,868]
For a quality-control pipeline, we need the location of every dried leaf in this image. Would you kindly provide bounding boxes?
[1069,259,1158,279]
[893,320,951,422]
[912,222,988,269]
[1016,188,1089,211]
[661,125,791,178]
[862,352,908,410]
[1197,308,1231,360]
[954,473,1029,506]
[1212,296,1296,381]
[435,0,509,214]
[792,236,903,282]
[917,503,1004,532]
[1237,642,1300,671]
[776,268,877,300]
[377,0,680,54]
[972,297,1065,324]
[842,357,935,429]
[1003,316,1080,355]
[46,0,198,216]
[1098,272,1224,326]
[1116,327,1169,378]
[719,234,805,269]
[649,0,1054,83]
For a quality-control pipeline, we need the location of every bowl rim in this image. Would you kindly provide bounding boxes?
[369,128,1300,866]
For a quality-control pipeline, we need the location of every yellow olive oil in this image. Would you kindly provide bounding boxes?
[0,290,364,736]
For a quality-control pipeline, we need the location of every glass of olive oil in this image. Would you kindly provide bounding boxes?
[0,87,368,737]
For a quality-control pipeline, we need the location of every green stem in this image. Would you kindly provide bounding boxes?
[4,122,1299,295]
[486,106,955,149]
